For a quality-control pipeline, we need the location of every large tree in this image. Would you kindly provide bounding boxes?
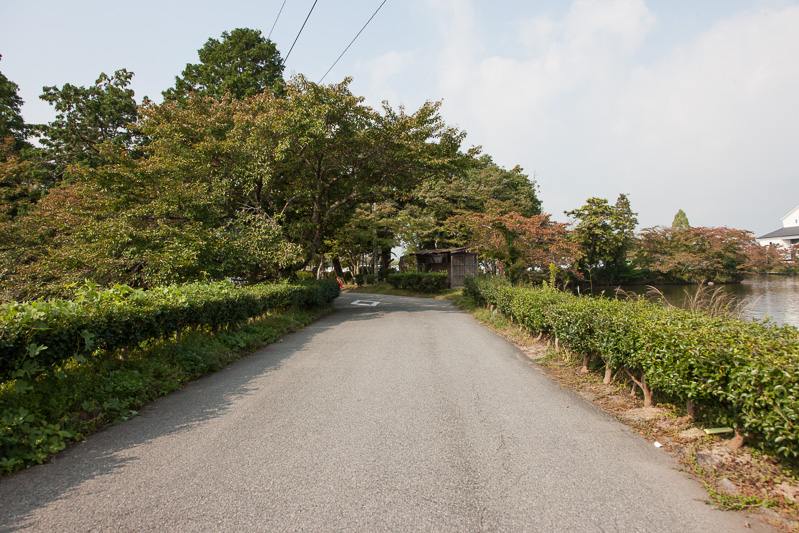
[258,75,464,266]
[0,57,49,221]
[163,28,284,102]
[0,55,26,150]
[1,75,462,295]
[565,194,638,285]
[39,69,139,181]
[457,210,578,283]
[635,225,781,283]
[397,155,541,251]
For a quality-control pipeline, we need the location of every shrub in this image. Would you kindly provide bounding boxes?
[465,276,799,458]
[387,272,448,293]
[0,279,340,381]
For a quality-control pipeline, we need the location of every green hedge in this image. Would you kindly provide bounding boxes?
[464,276,799,458]
[0,279,340,381]
[387,272,449,293]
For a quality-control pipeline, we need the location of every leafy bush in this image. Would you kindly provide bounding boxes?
[465,276,799,458]
[0,279,340,380]
[0,291,335,475]
[387,272,449,293]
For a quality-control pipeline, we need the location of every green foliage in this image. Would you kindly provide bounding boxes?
[0,279,339,380]
[39,69,139,180]
[672,209,690,230]
[398,155,541,251]
[0,303,330,474]
[465,276,799,458]
[0,55,26,146]
[163,28,284,101]
[566,194,638,285]
[0,58,50,223]
[387,272,448,293]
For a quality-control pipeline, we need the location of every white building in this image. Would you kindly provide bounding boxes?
[758,204,799,249]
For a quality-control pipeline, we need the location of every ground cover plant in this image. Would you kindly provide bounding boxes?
[0,279,338,474]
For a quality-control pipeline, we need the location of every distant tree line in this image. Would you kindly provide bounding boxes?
[0,29,787,301]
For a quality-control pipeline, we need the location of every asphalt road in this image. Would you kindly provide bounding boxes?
[0,292,769,531]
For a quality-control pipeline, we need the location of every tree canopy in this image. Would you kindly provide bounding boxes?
[0,28,788,301]
[0,74,465,299]
[0,55,26,149]
[163,28,284,101]
[565,194,638,285]
[39,69,139,180]
[672,209,690,230]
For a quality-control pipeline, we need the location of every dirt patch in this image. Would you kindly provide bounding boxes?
[622,406,667,421]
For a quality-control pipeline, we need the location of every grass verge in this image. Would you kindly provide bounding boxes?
[1,304,334,475]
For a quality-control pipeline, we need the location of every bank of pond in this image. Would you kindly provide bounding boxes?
[584,275,799,329]
[464,276,799,460]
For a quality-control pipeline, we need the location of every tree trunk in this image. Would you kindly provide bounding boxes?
[603,361,613,384]
[625,369,653,407]
[332,256,345,278]
[686,399,696,418]
[726,428,745,452]
[581,353,592,374]
[316,254,325,279]
[380,247,392,281]
[641,374,653,407]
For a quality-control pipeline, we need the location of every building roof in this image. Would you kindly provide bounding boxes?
[410,247,471,256]
[758,226,799,239]
[781,204,799,223]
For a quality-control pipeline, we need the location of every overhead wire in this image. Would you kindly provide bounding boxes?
[319,0,388,83]
[268,0,288,40]
[283,0,319,64]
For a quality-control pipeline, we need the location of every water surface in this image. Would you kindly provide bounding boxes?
[589,276,799,328]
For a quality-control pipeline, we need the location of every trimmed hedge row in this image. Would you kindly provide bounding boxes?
[387,272,449,293]
[0,279,340,380]
[464,276,799,458]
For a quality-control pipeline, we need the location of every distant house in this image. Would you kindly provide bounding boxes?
[410,247,478,288]
[758,204,799,251]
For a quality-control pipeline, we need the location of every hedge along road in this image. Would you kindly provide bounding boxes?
[0,293,769,532]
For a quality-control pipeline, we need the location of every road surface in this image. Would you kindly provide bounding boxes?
[0,292,768,531]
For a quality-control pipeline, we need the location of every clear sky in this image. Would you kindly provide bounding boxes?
[2,0,798,236]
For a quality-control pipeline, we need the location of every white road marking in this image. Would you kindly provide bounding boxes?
[351,300,380,307]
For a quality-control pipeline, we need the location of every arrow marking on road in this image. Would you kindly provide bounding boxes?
[351,300,380,307]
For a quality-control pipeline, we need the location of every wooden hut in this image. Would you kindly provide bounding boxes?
[410,247,478,287]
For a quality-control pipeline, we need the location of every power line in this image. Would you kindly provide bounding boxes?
[283,0,319,64]
[319,0,388,83]
[268,0,288,40]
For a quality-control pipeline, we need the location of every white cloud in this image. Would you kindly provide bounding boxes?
[609,6,799,229]
[361,51,416,105]
[426,0,799,232]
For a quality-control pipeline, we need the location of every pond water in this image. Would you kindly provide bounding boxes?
[587,276,799,328]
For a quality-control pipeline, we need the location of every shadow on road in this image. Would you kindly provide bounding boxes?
[0,292,466,531]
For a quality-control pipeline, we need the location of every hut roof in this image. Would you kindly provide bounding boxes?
[410,247,471,256]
